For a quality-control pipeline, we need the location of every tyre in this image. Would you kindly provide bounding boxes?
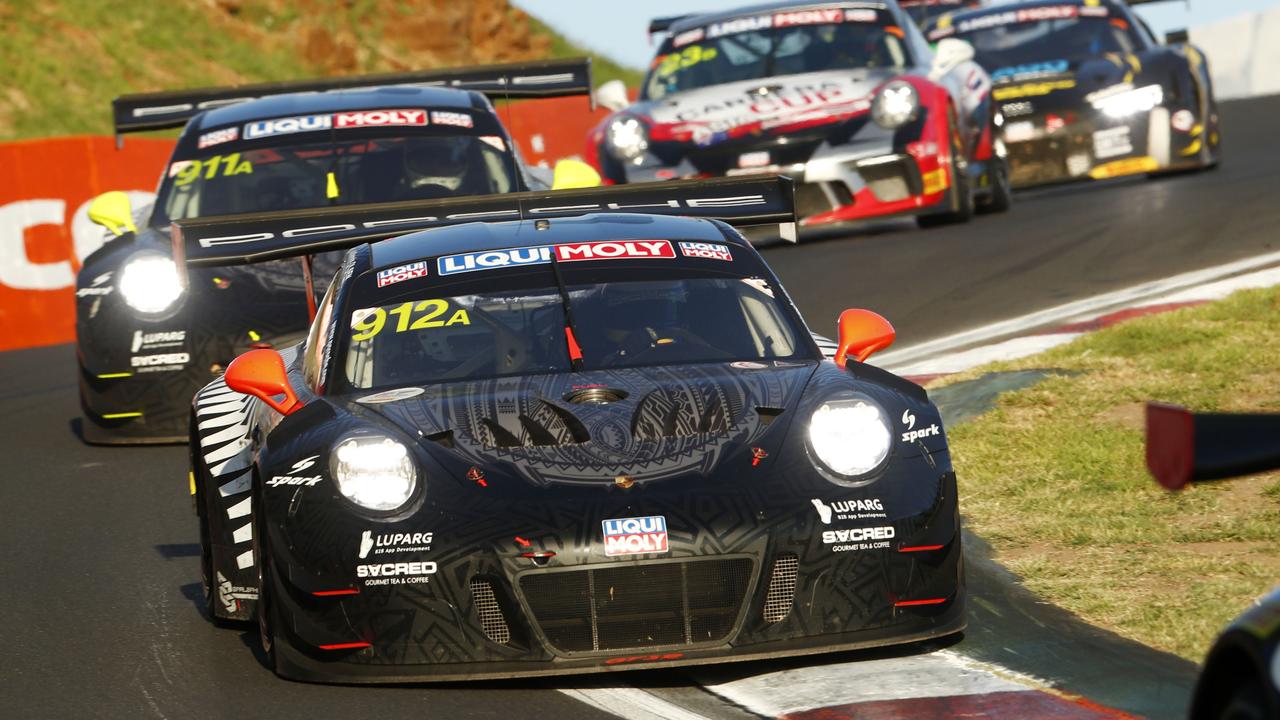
[917,108,974,229]
[977,157,1012,214]
[256,508,279,671]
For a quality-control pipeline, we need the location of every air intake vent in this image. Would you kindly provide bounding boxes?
[475,399,589,448]
[519,558,754,654]
[470,579,512,644]
[763,554,798,623]
[632,384,738,440]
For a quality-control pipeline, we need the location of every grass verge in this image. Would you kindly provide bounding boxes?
[943,286,1280,661]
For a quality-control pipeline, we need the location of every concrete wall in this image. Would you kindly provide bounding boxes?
[1191,6,1280,100]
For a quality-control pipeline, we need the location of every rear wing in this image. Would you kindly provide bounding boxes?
[173,175,797,269]
[649,15,692,36]
[113,57,594,138]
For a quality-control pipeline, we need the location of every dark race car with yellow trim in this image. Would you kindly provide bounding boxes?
[929,0,1221,187]
[181,176,964,682]
[586,0,1012,234]
[75,60,601,445]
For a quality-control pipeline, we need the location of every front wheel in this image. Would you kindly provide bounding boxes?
[977,158,1013,214]
[255,504,278,670]
[917,108,974,229]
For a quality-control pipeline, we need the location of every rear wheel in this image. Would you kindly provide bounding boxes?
[917,108,974,229]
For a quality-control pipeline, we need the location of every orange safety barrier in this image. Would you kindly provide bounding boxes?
[0,98,611,353]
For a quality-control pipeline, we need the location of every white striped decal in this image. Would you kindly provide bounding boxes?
[194,376,261,573]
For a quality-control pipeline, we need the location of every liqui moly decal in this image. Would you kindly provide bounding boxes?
[334,109,427,128]
[602,515,669,557]
[678,241,732,261]
[376,261,428,287]
[437,240,674,276]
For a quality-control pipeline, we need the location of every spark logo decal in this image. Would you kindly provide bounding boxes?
[268,455,322,487]
[902,409,916,431]
[602,516,669,557]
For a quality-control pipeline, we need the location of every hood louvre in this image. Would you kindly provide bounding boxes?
[633,384,736,441]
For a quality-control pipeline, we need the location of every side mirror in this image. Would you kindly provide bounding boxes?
[223,349,303,416]
[834,309,896,367]
[552,159,603,190]
[1165,29,1189,45]
[930,38,976,79]
[595,79,631,113]
[87,191,137,237]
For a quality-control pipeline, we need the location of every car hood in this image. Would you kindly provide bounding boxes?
[636,68,901,141]
[351,361,818,488]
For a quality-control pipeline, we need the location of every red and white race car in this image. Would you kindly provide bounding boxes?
[587,0,1011,234]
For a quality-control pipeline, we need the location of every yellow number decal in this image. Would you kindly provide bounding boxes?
[351,308,387,341]
[353,301,471,340]
[171,153,255,186]
[410,299,449,329]
[174,161,202,186]
[388,302,414,332]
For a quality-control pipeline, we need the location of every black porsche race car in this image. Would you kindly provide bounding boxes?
[76,59,599,445]
[928,0,1221,187]
[586,0,1011,231]
[182,176,964,682]
[1146,405,1280,720]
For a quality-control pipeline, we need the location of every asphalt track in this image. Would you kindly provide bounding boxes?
[2,94,1278,718]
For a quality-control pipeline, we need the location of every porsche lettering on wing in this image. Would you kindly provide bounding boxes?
[191,195,769,249]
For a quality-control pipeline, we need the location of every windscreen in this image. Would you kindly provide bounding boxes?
[937,11,1138,70]
[341,277,806,389]
[643,9,910,100]
[153,112,515,226]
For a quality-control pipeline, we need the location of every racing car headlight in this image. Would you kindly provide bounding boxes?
[807,395,892,478]
[1089,84,1164,119]
[872,81,920,129]
[332,436,417,512]
[606,116,649,161]
[118,252,184,315]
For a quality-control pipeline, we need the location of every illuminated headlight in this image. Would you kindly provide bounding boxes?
[332,436,417,512]
[1089,84,1164,119]
[606,116,649,161]
[118,253,184,315]
[872,81,920,129]
[807,395,892,478]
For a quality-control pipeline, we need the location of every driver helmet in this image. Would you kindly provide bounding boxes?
[403,137,469,191]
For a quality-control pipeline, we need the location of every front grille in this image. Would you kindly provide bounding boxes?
[470,579,512,644]
[519,557,754,655]
[762,554,798,623]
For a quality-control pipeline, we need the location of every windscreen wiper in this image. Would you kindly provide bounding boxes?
[547,246,585,372]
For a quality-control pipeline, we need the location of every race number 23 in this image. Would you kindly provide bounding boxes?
[351,300,471,341]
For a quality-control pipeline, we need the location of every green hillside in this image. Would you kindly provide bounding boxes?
[0,0,641,141]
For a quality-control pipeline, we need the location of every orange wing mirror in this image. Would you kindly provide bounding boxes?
[223,349,303,416]
[834,309,896,368]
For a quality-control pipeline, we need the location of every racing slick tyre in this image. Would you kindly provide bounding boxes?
[918,109,974,229]
[1216,679,1268,720]
[977,157,1012,215]
[194,439,250,629]
[254,489,279,672]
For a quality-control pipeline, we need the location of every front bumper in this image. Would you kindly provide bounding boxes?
[76,261,324,444]
[266,471,964,682]
[1000,105,1207,188]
